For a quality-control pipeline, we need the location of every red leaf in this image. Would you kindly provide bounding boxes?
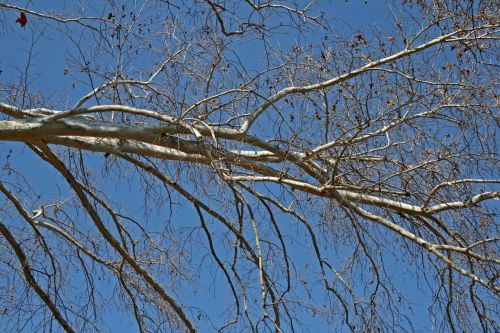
[16,12,27,27]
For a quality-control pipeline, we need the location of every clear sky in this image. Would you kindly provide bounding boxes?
[0,1,461,332]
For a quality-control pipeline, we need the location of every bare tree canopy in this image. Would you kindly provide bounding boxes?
[0,0,498,332]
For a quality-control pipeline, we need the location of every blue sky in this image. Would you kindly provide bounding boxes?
[0,1,463,332]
